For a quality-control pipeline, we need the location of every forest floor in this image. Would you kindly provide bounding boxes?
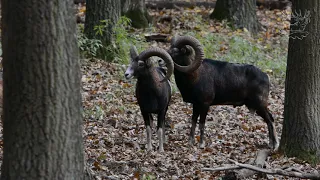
[79,4,320,180]
[0,3,317,180]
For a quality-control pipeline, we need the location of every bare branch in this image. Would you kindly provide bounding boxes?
[203,148,320,180]
[202,166,242,172]
[228,159,320,179]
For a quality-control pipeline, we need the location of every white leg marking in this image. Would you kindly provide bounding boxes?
[158,128,164,152]
[272,123,279,151]
[146,126,152,151]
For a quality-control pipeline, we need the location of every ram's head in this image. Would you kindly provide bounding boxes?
[125,46,174,82]
[169,35,205,73]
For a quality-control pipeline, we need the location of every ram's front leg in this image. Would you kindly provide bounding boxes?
[189,105,200,146]
[157,110,166,152]
[142,112,152,151]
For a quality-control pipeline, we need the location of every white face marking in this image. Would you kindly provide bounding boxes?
[159,70,172,93]
[124,65,134,79]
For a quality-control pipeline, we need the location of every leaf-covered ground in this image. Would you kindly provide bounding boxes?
[81,60,318,180]
[0,3,318,180]
[80,4,320,180]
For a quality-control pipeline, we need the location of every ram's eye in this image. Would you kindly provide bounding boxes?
[181,47,187,54]
[172,48,179,53]
[138,61,145,67]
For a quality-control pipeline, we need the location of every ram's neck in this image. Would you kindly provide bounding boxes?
[174,65,201,84]
[137,68,162,92]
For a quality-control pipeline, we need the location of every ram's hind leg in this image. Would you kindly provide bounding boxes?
[199,105,209,149]
[189,105,200,146]
[256,108,279,151]
[149,114,154,129]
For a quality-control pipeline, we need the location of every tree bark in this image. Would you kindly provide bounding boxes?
[280,0,320,164]
[84,0,120,44]
[1,0,84,179]
[145,1,290,10]
[122,0,151,29]
[74,0,85,4]
[146,1,216,9]
[210,0,261,34]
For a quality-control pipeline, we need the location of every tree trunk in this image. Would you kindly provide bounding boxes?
[280,0,320,164]
[210,0,260,34]
[84,0,120,44]
[145,1,290,10]
[74,0,85,3]
[122,0,151,29]
[1,0,84,179]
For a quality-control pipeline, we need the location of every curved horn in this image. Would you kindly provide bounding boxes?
[172,35,204,73]
[130,45,139,58]
[138,47,174,82]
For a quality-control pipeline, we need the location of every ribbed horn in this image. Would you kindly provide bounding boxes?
[138,47,174,82]
[172,35,204,73]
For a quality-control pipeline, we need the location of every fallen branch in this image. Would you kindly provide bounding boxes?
[228,159,320,179]
[254,149,270,167]
[232,149,270,179]
[202,148,320,180]
[202,149,270,179]
[144,33,169,42]
[202,166,241,172]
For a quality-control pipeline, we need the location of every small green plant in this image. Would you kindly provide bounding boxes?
[93,16,148,64]
[83,104,105,121]
[142,173,156,180]
[77,24,103,58]
[77,33,103,58]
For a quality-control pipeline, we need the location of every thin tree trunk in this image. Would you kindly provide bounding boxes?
[280,0,320,164]
[84,0,120,44]
[210,0,260,34]
[1,0,84,179]
[122,0,151,29]
[84,0,120,60]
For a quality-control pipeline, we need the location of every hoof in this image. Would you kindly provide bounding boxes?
[158,147,164,153]
[269,140,279,151]
[188,138,195,146]
[199,141,205,149]
[146,144,152,151]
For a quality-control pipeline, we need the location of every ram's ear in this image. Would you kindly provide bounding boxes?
[180,47,187,54]
[130,46,139,59]
[158,59,166,67]
[181,46,192,55]
[186,46,194,55]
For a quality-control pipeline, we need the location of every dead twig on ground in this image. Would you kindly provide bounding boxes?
[202,149,320,179]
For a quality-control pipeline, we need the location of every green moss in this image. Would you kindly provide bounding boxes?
[125,8,150,29]
[281,146,320,165]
